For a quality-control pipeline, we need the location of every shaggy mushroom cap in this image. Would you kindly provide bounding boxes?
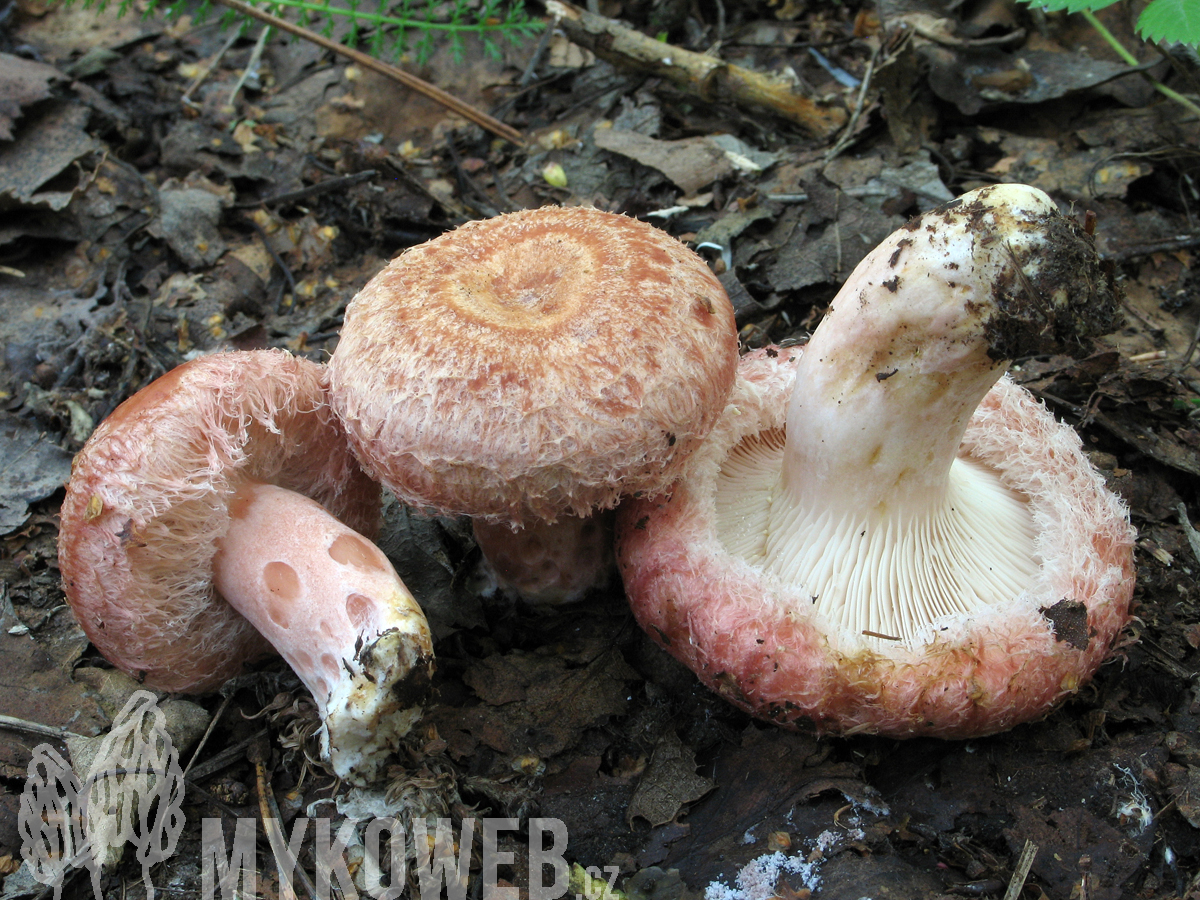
[616,185,1136,739]
[59,350,434,781]
[328,206,739,527]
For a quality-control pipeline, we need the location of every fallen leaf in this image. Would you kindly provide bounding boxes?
[988,134,1151,200]
[0,414,73,535]
[0,53,64,141]
[762,177,903,292]
[446,646,637,759]
[0,102,100,210]
[0,606,109,778]
[1166,763,1200,828]
[627,731,714,828]
[1004,806,1136,900]
[148,185,228,270]
[593,129,733,195]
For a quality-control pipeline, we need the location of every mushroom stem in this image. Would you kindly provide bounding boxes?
[781,184,1106,512]
[472,512,614,605]
[779,311,1004,512]
[212,482,434,782]
[720,185,1120,646]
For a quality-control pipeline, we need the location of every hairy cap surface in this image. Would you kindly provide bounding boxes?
[58,350,381,692]
[329,206,739,525]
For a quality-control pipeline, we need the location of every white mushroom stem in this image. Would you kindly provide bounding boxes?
[212,482,433,782]
[716,185,1111,649]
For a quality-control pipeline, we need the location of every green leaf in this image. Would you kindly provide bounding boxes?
[1015,0,1123,13]
[1138,0,1200,45]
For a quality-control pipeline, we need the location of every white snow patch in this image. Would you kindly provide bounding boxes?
[813,828,862,854]
[704,851,821,900]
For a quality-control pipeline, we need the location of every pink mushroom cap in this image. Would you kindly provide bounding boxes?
[616,185,1136,739]
[328,206,739,527]
[59,350,381,692]
[58,350,435,780]
[618,350,1135,737]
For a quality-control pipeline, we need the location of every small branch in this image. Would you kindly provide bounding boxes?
[1003,840,1038,900]
[1103,231,1200,263]
[0,714,81,740]
[545,0,846,139]
[181,694,233,781]
[1177,504,1200,566]
[825,44,878,162]
[227,25,271,107]
[909,22,1025,49]
[520,10,558,87]
[210,0,525,145]
[183,28,240,108]
[251,737,319,900]
[234,169,378,208]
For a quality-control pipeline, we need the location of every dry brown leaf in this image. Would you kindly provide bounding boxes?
[627,731,714,828]
[0,53,64,141]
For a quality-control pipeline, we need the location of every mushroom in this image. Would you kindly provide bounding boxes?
[616,184,1136,738]
[328,206,739,603]
[58,350,434,781]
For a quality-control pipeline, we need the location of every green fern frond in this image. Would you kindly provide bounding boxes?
[260,0,541,62]
[69,0,542,64]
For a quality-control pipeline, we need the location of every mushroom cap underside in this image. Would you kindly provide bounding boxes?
[616,348,1136,738]
[329,206,739,525]
[58,350,382,692]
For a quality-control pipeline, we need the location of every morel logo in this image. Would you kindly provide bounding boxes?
[18,690,185,900]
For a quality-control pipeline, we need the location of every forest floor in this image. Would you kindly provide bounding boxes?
[1,0,1200,898]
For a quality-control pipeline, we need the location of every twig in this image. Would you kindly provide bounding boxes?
[1101,232,1200,262]
[1184,317,1200,367]
[227,25,271,107]
[712,0,726,42]
[0,714,81,740]
[182,694,233,781]
[908,22,1026,50]
[1002,840,1038,900]
[1121,299,1165,337]
[1127,349,1168,363]
[183,729,271,783]
[251,737,320,900]
[445,137,502,217]
[243,215,298,313]
[210,0,525,145]
[544,0,846,139]
[488,158,517,210]
[181,779,246,820]
[825,44,878,162]
[833,189,842,274]
[1177,504,1200,566]
[519,10,558,87]
[234,169,378,208]
[182,28,240,108]
[766,185,895,203]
